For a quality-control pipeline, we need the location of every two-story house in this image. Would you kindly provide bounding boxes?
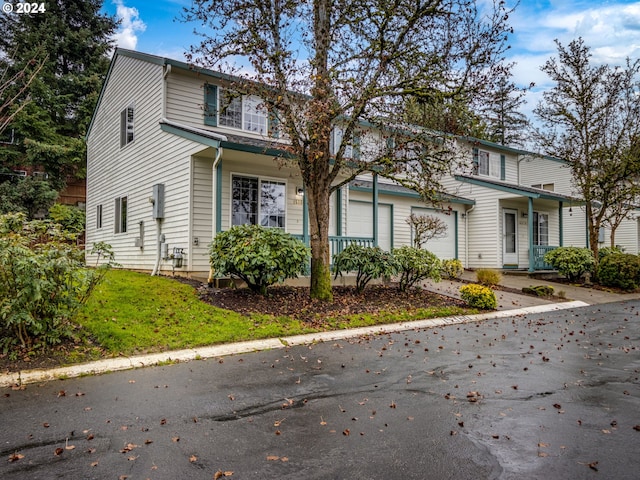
[86,48,593,277]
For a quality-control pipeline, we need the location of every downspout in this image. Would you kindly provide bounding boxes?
[464,204,475,269]
[208,146,224,285]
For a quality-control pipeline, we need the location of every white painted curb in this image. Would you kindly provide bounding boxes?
[0,301,588,388]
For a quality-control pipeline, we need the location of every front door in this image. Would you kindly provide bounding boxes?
[503,209,518,266]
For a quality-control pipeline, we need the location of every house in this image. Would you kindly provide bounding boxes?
[85,49,472,276]
[519,156,640,255]
[86,48,606,278]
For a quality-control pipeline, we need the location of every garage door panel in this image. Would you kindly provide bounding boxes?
[348,202,391,251]
[411,208,456,259]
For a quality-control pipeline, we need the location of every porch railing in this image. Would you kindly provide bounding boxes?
[532,245,557,270]
[292,235,375,267]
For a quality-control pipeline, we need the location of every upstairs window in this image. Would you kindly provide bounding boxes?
[473,148,503,179]
[204,85,268,135]
[330,127,360,160]
[120,104,134,147]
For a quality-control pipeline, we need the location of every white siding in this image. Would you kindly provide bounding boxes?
[86,54,213,274]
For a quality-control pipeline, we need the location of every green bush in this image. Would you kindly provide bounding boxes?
[459,284,497,309]
[332,244,396,293]
[209,224,310,295]
[476,268,502,286]
[597,253,640,290]
[48,204,86,234]
[543,247,594,282]
[0,213,114,352]
[598,246,624,261]
[393,246,441,292]
[522,285,554,297]
[441,258,463,279]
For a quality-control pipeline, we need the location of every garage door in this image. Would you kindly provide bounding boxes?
[411,207,456,259]
[348,201,391,251]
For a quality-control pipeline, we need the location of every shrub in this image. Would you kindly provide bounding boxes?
[459,284,497,310]
[475,268,502,286]
[598,246,624,261]
[48,204,86,234]
[543,247,594,282]
[597,253,640,290]
[0,213,114,352]
[522,285,554,297]
[209,224,310,295]
[392,246,441,292]
[441,258,463,279]
[332,244,396,293]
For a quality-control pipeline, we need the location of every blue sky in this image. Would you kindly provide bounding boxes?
[102,0,640,118]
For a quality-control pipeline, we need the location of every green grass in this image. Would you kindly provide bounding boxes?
[74,269,476,360]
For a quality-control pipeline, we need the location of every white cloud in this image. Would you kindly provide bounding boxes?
[112,0,147,50]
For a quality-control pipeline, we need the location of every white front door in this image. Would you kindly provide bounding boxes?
[503,209,518,265]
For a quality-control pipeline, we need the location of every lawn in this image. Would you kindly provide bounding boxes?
[67,269,476,362]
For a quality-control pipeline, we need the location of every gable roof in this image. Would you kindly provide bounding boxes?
[454,174,582,203]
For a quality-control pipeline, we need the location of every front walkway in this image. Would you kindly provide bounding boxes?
[423,270,640,308]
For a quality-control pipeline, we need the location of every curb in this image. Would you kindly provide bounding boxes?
[0,301,589,388]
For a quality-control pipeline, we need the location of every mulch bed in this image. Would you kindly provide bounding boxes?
[198,283,469,327]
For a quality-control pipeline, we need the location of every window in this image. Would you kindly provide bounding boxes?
[96,204,103,229]
[533,212,548,246]
[120,104,134,147]
[330,127,360,159]
[115,196,127,233]
[475,150,501,178]
[232,175,285,228]
[532,183,555,191]
[205,86,268,134]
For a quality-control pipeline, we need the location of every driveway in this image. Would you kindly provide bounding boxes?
[2,300,639,479]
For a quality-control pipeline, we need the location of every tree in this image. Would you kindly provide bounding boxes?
[480,73,532,147]
[184,0,514,300]
[0,0,116,190]
[534,38,640,263]
[405,213,448,248]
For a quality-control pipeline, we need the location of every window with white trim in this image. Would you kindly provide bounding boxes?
[120,104,134,147]
[232,175,286,228]
[330,127,360,159]
[533,212,548,246]
[210,88,267,134]
[532,183,555,191]
[476,150,500,178]
[114,196,127,233]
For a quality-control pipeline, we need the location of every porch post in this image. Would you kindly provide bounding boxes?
[215,160,223,233]
[336,187,342,236]
[558,201,563,247]
[373,173,379,247]
[302,184,309,246]
[528,197,535,272]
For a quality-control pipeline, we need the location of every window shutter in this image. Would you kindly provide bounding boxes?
[352,133,361,160]
[500,154,506,180]
[472,147,479,174]
[204,84,218,126]
[268,109,280,138]
[120,109,126,147]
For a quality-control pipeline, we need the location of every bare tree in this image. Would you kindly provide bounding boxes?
[406,213,448,248]
[534,38,640,263]
[184,0,514,300]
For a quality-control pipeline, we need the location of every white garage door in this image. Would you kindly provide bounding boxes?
[348,201,391,251]
[411,207,456,259]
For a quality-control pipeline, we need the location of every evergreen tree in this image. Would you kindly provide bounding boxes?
[0,0,116,193]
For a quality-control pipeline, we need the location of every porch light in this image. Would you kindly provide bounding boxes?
[296,186,304,197]
[522,212,527,218]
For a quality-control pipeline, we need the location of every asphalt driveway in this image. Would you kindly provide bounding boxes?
[1,300,639,479]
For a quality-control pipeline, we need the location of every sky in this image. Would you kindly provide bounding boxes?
[101,0,640,121]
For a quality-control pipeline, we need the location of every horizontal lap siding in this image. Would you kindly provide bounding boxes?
[165,70,205,125]
[191,157,214,271]
[86,55,203,272]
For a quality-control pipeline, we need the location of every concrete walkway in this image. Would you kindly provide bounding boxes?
[3,271,638,388]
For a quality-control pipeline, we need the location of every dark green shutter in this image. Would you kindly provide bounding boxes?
[500,154,506,180]
[353,133,361,160]
[472,147,479,174]
[204,84,218,126]
[268,109,280,138]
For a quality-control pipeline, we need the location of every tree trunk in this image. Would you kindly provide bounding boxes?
[307,179,333,301]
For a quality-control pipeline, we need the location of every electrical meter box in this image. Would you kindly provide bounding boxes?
[152,183,165,219]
